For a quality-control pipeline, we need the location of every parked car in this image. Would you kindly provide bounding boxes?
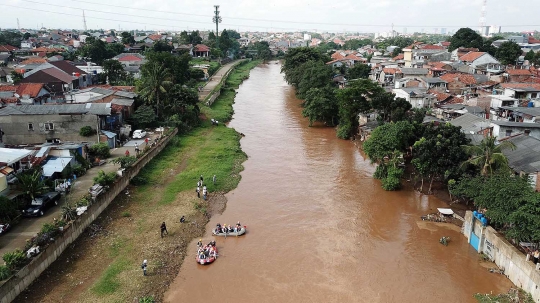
[22,192,61,217]
[0,223,10,235]
[132,130,147,139]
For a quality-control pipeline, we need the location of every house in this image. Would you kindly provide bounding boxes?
[403,44,446,67]
[379,68,401,85]
[500,134,540,191]
[15,83,53,104]
[504,69,533,83]
[439,72,488,96]
[491,120,540,140]
[494,107,540,123]
[490,95,519,108]
[459,52,504,75]
[392,87,436,108]
[0,103,112,145]
[393,76,446,91]
[425,61,453,77]
[399,68,429,78]
[0,148,33,177]
[193,44,210,57]
[435,104,486,120]
[448,112,492,144]
[500,83,540,100]
[20,68,74,94]
[0,45,18,55]
[112,53,145,67]
[451,47,479,61]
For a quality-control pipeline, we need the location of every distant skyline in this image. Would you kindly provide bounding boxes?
[3,0,540,33]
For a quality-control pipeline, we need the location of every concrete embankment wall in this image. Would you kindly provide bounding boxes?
[0,128,178,303]
[205,60,246,106]
[462,211,540,301]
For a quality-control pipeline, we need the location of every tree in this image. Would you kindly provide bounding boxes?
[219,29,232,55]
[462,136,516,176]
[0,196,21,222]
[77,39,109,64]
[0,31,23,47]
[131,105,157,129]
[347,63,371,80]
[138,62,172,118]
[391,47,402,57]
[411,123,470,193]
[253,41,272,62]
[297,61,333,98]
[336,79,383,139]
[105,43,125,58]
[302,87,338,126]
[120,31,135,45]
[226,29,241,39]
[282,47,329,85]
[152,40,173,52]
[10,71,23,84]
[18,169,48,201]
[189,31,203,45]
[371,92,411,123]
[525,49,535,62]
[449,28,484,51]
[144,51,191,85]
[495,41,523,65]
[102,59,126,85]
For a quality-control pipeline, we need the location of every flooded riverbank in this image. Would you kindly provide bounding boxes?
[165,62,512,303]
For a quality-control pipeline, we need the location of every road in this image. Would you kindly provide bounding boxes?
[0,135,158,256]
[198,60,243,101]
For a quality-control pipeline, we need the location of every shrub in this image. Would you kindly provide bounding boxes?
[130,176,148,186]
[41,223,58,234]
[381,166,403,191]
[61,204,77,221]
[72,164,87,177]
[0,265,11,280]
[94,170,117,186]
[2,250,27,271]
[89,143,111,159]
[139,296,155,303]
[121,211,131,218]
[112,156,137,169]
[79,126,97,137]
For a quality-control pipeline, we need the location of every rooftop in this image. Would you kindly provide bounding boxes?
[459,52,486,62]
[502,135,540,173]
[0,148,33,165]
[0,103,112,116]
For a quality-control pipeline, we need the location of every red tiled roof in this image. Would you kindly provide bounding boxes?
[393,53,404,60]
[344,54,364,61]
[459,52,486,62]
[0,45,18,52]
[439,73,458,83]
[117,55,143,62]
[194,44,210,52]
[429,90,452,102]
[421,44,444,50]
[382,68,399,74]
[500,83,540,90]
[458,74,477,85]
[16,83,45,98]
[21,57,47,65]
[529,37,540,44]
[506,69,532,76]
[0,85,17,92]
[148,34,163,41]
[0,97,18,104]
[87,84,136,92]
[331,52,345,60]
[441,42,451,47]
[429,62,448,69]
[31,47,62,53]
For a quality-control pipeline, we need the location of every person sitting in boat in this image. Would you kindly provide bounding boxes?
[197,239,203,247]
[228,225,234,232]
[236,221,241,228]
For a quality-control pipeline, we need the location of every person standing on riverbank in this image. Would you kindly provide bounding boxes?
[160,222,168,238]
[200,175,204,183]
[196,186,200,198]
[213,174,216,185]
[141,260,148,276]
[203,186,208,200]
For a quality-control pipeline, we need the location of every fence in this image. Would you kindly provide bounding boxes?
[0,128,178,303]
[462,211,540,302]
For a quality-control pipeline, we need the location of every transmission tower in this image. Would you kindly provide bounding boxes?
[17,18,20,31]
[479,0,487,35]
[213,5,222,49]
[83,10,88,31]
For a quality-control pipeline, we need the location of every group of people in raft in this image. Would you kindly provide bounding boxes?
[214,221,243,234]
[197,240,218,260]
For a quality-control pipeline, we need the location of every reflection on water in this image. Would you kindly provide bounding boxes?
[165,62,511,303]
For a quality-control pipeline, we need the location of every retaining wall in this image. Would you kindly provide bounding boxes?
[463,211,540,301]
[0,128,178,303]
[205,60,247,106]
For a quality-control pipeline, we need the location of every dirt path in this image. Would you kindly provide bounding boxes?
[198,60,242,101]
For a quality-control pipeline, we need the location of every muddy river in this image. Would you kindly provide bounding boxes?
[165,62,512,303]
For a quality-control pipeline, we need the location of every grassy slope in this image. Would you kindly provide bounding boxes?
[88,60,261,301]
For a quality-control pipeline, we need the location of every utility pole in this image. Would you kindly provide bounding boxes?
[83,10,88,31]
[17,18,20,31]
[213,5,222,50]
[479,0,487,35]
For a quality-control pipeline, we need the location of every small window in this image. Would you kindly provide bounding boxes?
[532,93,538,99]
[28,123,33,130]
[505,129,513,137]
[45,123,54,131]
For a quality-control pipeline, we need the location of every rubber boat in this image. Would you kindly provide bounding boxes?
[196,247,218,265]
[212,227,246,237]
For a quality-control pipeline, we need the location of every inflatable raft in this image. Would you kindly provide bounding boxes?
[196,247,218,265]
[212,227,246,237]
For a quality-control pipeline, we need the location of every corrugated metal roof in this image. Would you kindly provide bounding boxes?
[0,148,33,165]
[114,91,137,98]
[111,98,134,106]
[35,146,50,158]
[42,156,72,177]
[504,135,540,173]
[449,113,491,134]
[0,103,111,116]
[491,121,540,128]
[101,130,116,138]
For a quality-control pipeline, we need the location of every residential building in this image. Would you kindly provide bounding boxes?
[392,87,436,108]
[505,69,533,83]
[448,112,492,144]
[500,83,540,100]
[491,121,540,140]
[501,134,540,191]
[458,52,504,75]
[0,103,112,145]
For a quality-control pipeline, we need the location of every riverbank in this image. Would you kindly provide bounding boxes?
[13,60,261,303]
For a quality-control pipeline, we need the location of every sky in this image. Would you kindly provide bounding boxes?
[2,0,540,34]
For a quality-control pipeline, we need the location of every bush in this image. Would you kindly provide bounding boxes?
[112,156,137,169]
[94,170,117,186]
[41,223,57,234]
[72,164,87,177]
[381,166,403,191]
[2,250,27,271]
[130,176,148,186]
[373,165,388,180]
[89,143,111,159]
[79,126,97,137]
[139,296,155,303]
[121,211,131,217]
[61,204,77,221]
[0,265,11,280]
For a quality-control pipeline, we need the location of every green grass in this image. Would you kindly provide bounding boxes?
[91,257,130,295]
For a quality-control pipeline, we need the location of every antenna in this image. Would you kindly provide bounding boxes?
[83,10,88,31]
[17,18,20,31]
[479,0,487,35]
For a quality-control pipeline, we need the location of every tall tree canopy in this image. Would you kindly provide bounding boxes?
[138,62,172,118]
[282,47,329,86]
[371,92,411,123]
[102,59,127,85]
[302,87,338,126]
[495,41,523,65]
[462,136,516,176]
[449,28,484,51]
[346,63,371,80]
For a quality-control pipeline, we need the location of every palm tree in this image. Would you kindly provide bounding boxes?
[138,62,172,118]
[462,136,516,176]
[18,169,48,201]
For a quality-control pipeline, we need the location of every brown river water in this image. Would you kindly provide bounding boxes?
[165,62,512,303]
